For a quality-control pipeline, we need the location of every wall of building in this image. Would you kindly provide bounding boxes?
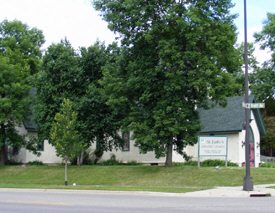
[250,110,261,167]
[11,124,63,164]
[12,113,262,167]
[93,132,166,164]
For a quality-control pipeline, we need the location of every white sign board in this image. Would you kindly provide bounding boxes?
[198,136,227,157]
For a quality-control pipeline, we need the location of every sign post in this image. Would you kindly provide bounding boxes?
[243,0,253,191]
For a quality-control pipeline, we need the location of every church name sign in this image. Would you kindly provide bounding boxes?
[198,136,228,157]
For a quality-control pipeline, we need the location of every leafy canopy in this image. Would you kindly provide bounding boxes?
[34,39,124,155]
[0,20,44,163]
[50,98,83,160]
[94,0,241,165]
[251,13,275,101]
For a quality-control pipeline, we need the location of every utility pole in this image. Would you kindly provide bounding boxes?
[243,0,253,191]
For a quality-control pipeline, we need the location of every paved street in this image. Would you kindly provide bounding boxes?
[1,187,275,213]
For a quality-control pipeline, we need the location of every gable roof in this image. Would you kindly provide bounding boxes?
[198,95,267,136]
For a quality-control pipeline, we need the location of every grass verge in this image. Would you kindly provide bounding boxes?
[0,165,275,193]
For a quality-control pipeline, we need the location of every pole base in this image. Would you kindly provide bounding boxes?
[243,176,253,191]
[65,181,67,186]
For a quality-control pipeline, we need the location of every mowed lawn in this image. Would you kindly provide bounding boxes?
[0,165,274,193]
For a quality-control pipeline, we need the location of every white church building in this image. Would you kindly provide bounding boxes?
[11,95,266,167]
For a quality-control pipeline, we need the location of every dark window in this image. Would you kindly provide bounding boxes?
[12,147,19,155]
[122,132,130,151]
[38,141,44,151]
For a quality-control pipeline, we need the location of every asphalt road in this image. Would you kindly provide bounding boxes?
[0,189,274,213]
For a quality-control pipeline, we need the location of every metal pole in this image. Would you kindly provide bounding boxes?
[243,0,253,191]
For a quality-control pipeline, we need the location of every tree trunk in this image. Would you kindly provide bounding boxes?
[65,157,68,186]
[165,135,173,167]
[270,148,273,157]
[77,149,84,166]
[79,149,84,166]
[0,144,6,166]
[77,156,80,166]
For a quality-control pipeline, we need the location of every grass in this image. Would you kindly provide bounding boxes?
[0,165,275,193]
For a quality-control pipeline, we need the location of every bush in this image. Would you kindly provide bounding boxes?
[259,162,275,168]
[26,160,44,165]
[97,154,121,166]
[93,148,103,165]
[6,159,22,165]
[184,159,238,167]
[125,161,142,165]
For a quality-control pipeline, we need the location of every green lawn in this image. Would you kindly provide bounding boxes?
[0,165,274,193]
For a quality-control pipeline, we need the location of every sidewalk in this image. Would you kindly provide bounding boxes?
[180,184,275,197]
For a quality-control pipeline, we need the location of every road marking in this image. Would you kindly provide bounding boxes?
[0,201,72,206]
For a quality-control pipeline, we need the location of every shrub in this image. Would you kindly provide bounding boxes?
[5,159,22,165]
[97,154,121,166]
[259,162,275,168]
[184,159,238,167]
[125,161,142,165]
[93,148,104,165]
[26,160,44,165]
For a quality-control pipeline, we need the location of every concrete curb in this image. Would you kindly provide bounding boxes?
[1,184,275,197]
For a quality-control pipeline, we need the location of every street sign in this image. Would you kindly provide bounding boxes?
[242,102,265,109]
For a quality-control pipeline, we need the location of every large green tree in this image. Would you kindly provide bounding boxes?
[94,0,241,166]
[33,39,81,145]
[251,13,275,156]
[250,13,275,101]
[34,40,124,165]
[0,19,44,165]
[78,42,124,152]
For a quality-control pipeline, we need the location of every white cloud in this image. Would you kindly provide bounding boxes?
[0,0,274,65]
[0,0,116,51]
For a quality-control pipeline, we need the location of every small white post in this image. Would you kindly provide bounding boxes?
[198,156,200,168]
[225,156,228,167]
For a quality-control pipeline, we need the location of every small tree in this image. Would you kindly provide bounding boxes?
[50,98,82,186]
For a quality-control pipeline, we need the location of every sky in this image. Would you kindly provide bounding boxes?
[0,0,274,65]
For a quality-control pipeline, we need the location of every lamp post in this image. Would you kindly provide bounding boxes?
[243,0,253,191]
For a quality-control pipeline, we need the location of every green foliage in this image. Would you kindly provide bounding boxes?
[97,154,121,165]
[183,159,238,167]
[124,161,142,166]
[250,66,275,101]
[252,13,275,101]
[26,160,44,166]
[251,12,275,156]
[260,114,275,156]
[93,148,104,164]
[0,19,44,164]
[5,159,22,165]
[94,0,241,166]
[265,98,275,116]
[233,42,259,95]
[34,39,124,160]
[254,13,275,64]
[259,162,275,168]
[33,39,81,145]
[50,98,83,161]
[0,19,45,75]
